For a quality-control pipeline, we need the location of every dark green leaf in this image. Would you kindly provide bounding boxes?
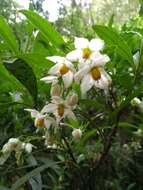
[11,163,52,190]
[19,53,55,78]
[27,155,42,190]
[4,59,37,104]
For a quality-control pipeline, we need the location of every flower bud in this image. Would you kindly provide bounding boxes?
[67,93,78,106]
[72,129,82,140]
[51,83,61,97]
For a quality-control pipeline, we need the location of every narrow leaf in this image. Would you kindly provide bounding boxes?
[0,16,19,53]
[11,160,58,190]
[20,10,65,49]
[93,25,133,64]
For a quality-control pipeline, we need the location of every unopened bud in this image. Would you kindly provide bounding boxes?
[67,93,78,106]
[51,83,61,97]
[72,129,82,140]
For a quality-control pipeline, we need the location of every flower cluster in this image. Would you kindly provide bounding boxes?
[41,37,111,96]
[25,37,111,147]
[0,138,33,165]
[0,37,111,165]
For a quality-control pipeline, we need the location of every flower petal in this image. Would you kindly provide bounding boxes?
[89,38,104,52]
[66,49,82,62]
[40,76,58,83]
[64,109,76,120]
[41,104,57,114]
[81,73,94,95]
[62,71,73,88]
[91,53,110,67]
[74,65,90,82]
[44,118,54,129]
[0,152,11,165]
[24,109,39,118]
[74,37,89,49]
[48,63,61,75]
[64,60,75,72]
[94,69,111,90]
[46,56,65,63]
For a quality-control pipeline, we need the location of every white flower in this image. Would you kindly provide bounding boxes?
[131,97,141,107]
[41,56,75,88]
[74,54,111,95]
[22,143,33,154]
[42,95,77,123]
[24,109,55,129]
[0,138,33,165]
[72,129,82,140]
[2,138,22,153]
[66,37,104,64]
[0,138,21,165]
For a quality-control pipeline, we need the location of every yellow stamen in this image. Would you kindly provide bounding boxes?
[59,64,69,75]
[82,48,91,59]
[35,118,45,127]
[58,104,65,117]
[90,67,101,80]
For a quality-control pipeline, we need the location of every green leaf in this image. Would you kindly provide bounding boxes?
[108,14,114,28]
[80,99,104,110]
[19,53,55,78]
[139,0,143,16]
[138,39,143,73]
[0,63,23,92]
[78,129,97,148]
[20,10,65,49]
[93,25,133,64]
[118,122,137,129]
[0,16,19,54]
[27,155,42,190]
[110,83,143,122]
[4,59,37,105]
[11,164,50,190]
[32,32,63,56]
[11,159,58,190]
[0,186,10,190]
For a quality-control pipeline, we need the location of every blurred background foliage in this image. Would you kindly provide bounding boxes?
[1,0,143,190]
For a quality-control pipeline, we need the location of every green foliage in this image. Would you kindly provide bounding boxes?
[1,3,143,190]
[4,59,37,105]
[93,25,134,65]
[0,16,19,54]
[20,10,65,49]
